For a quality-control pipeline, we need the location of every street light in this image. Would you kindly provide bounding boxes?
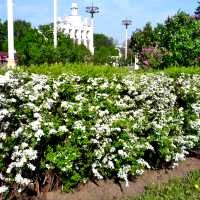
[53,0,57,48]
[7,0,16,68]
[86,1,99,54]
[122,19,132,61]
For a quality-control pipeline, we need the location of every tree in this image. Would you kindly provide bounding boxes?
[94,33,115,51]
[0,20,8,51]
[129,22,155,54]
[195,1,200,19]
[0,19,92,65]
[129,11,200,68]
[94,47,118,65]
[93,33,118,65]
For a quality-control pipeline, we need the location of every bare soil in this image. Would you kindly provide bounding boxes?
[21,153,200,200]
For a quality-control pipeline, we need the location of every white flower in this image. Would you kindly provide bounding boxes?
[34,113,42,120]
[165,155,171,162]
[0,132,6,140]
[49,129,57,134]
[100,82,109,89]
[21,142,28,149]
[99,110,109,117]
[0,185,8,194]
[15,174,31,185]
[108,160,114,169]
[61,101,70,110]
[92,163,103,180]
[172,162,179,169]
[75,94,85,102]
[91,139,99,144]
[137,159,151,169]
[45,98,55,109]
[73,121,86,131]
[110,147,116,153]
[136,169,144,176]
[58,126,68,133]
[29,95,37,102]
[13,127,24,137]
[35,129,44,140]
[27,163,36,171]
[0,109,9,120]
[118,150,128,157]
[174,152,186,162]
[117,165,131,187]
[30,120,41,131]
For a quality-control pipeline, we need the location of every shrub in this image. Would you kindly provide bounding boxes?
[139,47,168,69]
[1,70,200,197]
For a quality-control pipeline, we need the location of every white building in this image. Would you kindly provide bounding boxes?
[58,2,94,54]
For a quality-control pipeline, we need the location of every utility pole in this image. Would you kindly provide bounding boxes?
[54,0,57,48]
[122,19,132,61]
[7,0,16,68]
[86,1,99,55]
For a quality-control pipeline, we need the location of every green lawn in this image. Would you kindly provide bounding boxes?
[15,63,130,78]
[2,63,200,78]
[0,67,5,75]
[130,171,200,200]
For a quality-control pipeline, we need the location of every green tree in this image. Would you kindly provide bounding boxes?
[130,22,155,54]
[0,20,8,51]
[0,19,92,65]
[94,33,115,50]
[94,46,118,65]
[195,1,200,19]
[129,11,200,68]
[158,11,200,66]
[93,33,118,65]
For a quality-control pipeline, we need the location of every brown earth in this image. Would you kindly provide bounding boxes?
[21,153,200,200]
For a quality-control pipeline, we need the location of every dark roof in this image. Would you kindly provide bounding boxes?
[0,52,8,57]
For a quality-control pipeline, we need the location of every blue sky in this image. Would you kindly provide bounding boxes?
[0,0,198,44]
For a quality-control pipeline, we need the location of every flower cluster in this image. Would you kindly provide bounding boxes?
[1,70,200,196]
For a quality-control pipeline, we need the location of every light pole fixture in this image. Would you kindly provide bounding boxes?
[122,19,132,61]
[53,0,57,48]
[86,1,99,54]
[7,0,16,68]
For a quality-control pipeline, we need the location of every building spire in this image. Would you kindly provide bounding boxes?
[71,2,78,16]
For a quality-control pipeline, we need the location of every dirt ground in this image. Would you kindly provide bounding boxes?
[21,153,200,200]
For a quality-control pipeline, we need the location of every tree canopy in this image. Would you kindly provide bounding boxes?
[129,11,200,68]
[195,1,200,19]
[93,33,118,65]
[0,20,91,66]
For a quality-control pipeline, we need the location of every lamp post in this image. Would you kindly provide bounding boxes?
[122,19,132,61]
[53,0,57,48]
[86,1,99,54]
[7,0,16,68]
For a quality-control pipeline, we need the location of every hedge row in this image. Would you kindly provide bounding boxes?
[0,71,200,197]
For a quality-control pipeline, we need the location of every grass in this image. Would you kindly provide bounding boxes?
[161,66,200,78]
[2,64,200,79]
[130,171,200,200]
[0,67,6,75]
[18,65,200,78]
[15,63,130,78]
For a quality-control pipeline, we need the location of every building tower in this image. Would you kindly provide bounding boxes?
[58,2,94,53]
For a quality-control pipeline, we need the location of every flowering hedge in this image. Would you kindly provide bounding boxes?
[1,71,200,197]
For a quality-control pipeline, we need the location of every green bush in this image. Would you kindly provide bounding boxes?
[1,70,200,197]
